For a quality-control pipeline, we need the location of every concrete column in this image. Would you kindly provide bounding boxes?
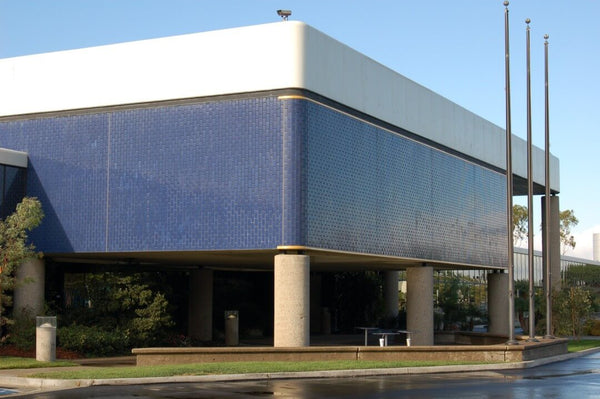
[188,269,213,342]
[383,271,399,320]
[274,254,310,347]
[13,258,45,319]
[542,195,561,290]
[406,266,434,346]
[487,271,509,336]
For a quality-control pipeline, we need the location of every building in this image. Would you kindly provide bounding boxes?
[0,21,560,346]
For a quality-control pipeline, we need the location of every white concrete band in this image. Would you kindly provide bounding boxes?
[0,148,28,168]
[0,22,558,190]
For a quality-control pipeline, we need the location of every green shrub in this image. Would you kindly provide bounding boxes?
[553,286,593,339]
[54,271,176,356]
[6,316,35,351]
[58,324,130,357]
[587,319,600,336]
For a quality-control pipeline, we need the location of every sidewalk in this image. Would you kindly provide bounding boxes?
[2,347,600,396]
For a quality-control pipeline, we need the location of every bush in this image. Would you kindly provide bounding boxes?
[5,315,35,351]
[587,319,600,336]
[55,271,176,354]
[553,286,593,339]
[58,324,130,357]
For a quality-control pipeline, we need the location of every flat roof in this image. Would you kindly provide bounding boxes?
[0,21,558,191]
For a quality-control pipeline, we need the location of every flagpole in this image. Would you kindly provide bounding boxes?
[525,18,538,342]
[543,33,555,339]
[504,1,518,345]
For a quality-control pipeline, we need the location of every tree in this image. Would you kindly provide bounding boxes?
[559,209,578,254]
[512,205,528,246]
[0,197,44,335]
[513,279,544,335]
[436,273,482,331]
[553,286,593,339]
[511,205,578,254]
[563,264,600,288]
[59,271,175,349]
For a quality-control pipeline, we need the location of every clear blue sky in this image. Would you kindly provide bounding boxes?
[1,1,598,259]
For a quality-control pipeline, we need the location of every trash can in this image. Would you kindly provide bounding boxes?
[36,316,56,362]
[224,310,239,346]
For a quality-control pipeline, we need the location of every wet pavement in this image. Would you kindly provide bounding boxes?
[6,352,600,398]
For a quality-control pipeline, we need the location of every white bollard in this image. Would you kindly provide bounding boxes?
[36,317,56,362]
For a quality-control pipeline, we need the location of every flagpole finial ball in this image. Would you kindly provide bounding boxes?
[525,18,531,24]
[544,34,549,40]
[504,1,509,6]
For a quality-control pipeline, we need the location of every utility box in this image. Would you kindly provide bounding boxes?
[36,316,56,362]
[224,310,239,346]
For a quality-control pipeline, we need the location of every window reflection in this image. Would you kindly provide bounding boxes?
[0,165,27,219]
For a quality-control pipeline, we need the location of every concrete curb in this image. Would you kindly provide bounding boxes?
[2,347,600,393]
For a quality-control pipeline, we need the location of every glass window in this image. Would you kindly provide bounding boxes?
[1,165,26,219]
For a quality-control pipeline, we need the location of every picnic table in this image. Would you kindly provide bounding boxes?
[355,327,379,346]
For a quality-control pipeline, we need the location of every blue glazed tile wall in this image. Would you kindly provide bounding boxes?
[0,97,283,253]
[300,100,507,267]
[281,99,307,245]
[0,115,109,252]
[0,93,506,267]
[107,99,282,251]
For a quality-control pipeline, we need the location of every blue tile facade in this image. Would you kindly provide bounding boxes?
[0,97,283,253]
[295,99,507,268]
[0,94,506,267]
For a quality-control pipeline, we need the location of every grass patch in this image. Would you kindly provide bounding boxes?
[0,357,76,370]
[29,360,487,380]
[13,340,600,379]
[567,339,600,353]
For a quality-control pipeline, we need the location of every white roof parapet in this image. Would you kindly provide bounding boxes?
[0,148,27,168]
[0,21,558,191]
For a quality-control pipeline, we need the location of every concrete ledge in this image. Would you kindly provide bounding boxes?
[132,338,568,366]
[133,346,359,366]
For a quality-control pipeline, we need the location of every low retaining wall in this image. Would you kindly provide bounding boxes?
[133,338,568,366]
